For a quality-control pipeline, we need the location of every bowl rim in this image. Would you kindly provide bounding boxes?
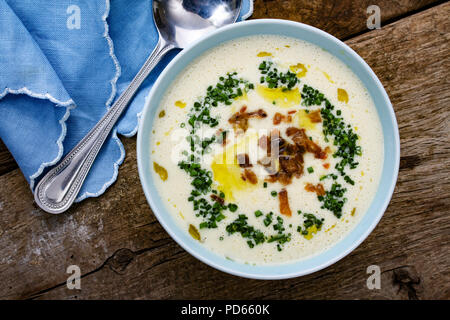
[137,18,400,280]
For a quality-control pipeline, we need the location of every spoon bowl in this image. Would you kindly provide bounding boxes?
[154,0,242,48]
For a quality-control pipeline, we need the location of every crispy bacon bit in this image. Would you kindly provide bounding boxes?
[307,109,322,123]
[265,171,292,186]
[260,126,330,187]
[278,188,292,216]
[304,183,315,193]
[317,150,328,160]
[316,183,325,196]
[305,183,326,196]
[308,141,324,158]
[278,173,293,186]
[261,130,305,185]
[273,112,283,125]
[323,163,330,169]
[316,146,331,160]
[241,169,258,184]
[288,110,297,115]
[279,146,304,178]
[210,194,225,205]
[247,109,267,118]
[286,127,326,159]
[237,153,252,168]
[273,112,293,125]
[229,106,267,132]
[286,127,308,151]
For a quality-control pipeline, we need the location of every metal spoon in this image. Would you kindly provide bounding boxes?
[34,0,243,214]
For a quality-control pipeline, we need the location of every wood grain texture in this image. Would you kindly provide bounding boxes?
[252,0,443,39]
[0,1,449,300]
[0,140,17,176]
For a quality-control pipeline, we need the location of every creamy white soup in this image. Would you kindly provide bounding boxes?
[150,35,383,265]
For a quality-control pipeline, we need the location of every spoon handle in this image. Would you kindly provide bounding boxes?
[34,39,175,214]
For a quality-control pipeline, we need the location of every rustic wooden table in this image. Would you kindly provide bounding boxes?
[0,0,449,300]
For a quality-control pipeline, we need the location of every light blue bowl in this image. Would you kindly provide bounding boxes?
[137,19,400,279]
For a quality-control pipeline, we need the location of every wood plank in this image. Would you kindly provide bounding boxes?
[0,139,18,176]
[0,2,449,299]
[252,0,443,39]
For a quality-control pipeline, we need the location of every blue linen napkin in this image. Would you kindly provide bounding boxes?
[0,0,254,201]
